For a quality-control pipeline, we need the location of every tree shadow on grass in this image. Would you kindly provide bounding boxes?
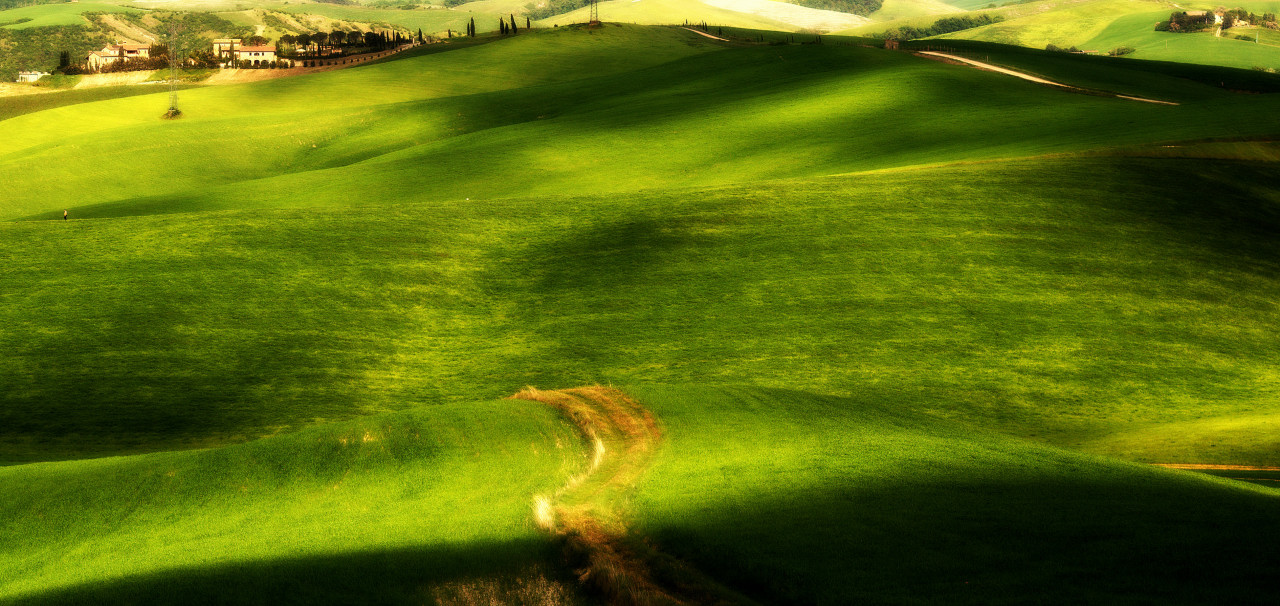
[11,538,587,606]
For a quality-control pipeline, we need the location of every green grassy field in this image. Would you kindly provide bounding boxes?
[629,386,1280,604]
[0,399,589,604]
[3,22,1280,604]
[1080,13,1280,70]
[542,0,796,30]
[0,2,138,29]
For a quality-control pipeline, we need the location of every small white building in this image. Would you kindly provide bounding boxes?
[16,71,50,83]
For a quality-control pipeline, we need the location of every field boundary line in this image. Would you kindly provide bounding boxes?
[1153,463,1280,471]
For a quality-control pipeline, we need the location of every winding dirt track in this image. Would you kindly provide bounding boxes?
[509,386,732,606]
[917,51,1180,105]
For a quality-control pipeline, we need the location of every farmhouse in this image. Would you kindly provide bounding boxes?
[86,44,150,70]
[212,39,281,67]
[16,71,50,83]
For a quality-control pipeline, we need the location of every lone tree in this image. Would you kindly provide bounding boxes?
[469,17,476,37]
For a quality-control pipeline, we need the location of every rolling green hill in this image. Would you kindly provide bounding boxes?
[0,2,138,29]
[2,22,1279,605]
[0,399,589,604]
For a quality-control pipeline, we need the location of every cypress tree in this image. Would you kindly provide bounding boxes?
[510,14,517,33]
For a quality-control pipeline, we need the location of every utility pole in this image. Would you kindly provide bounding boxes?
[165,19,182,118]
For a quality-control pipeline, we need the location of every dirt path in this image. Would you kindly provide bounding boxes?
[917,51,1180,105]
[509,386,733,605]
[681,27,729,42]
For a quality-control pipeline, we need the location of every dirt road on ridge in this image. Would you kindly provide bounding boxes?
[917,51,1180,105]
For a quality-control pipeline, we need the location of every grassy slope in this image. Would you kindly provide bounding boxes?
[0,2,137,29]
[5,31,1278,221]
[0,398,588,604]
[0,26,717,220]
[3,151,1280,464]
[931,0,1164,47]
[543,0,797,30]
[869,0,960,20]
[1082,12,1280,69]
[628,385,1280,604]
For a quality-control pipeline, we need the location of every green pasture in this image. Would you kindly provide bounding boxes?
[869,0,960,21]
[0,2,137,29]
[931,0,1163,47]
[2,23,1280,604]
[5,29,1278,220]
[1082,13,1280,70]
[629,386,1280,604]
[0,399,588,603]
[542,0,795,30]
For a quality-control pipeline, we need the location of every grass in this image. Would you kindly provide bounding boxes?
[0,398,589,604]
[2,23,1280,604]
[542,0,797,30]
[0,83,200,122]
[626,385,1280,604]
[0,2,137,29]
[143,67,215,82]
[30,72,79,88]
[1081,13,1280,70]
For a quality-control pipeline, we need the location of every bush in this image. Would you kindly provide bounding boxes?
[1109,46,1136,56]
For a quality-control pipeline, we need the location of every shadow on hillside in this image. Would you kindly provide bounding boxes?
[639,469,1280,605]
[1110,157,1280,268]
[13,538,586,606]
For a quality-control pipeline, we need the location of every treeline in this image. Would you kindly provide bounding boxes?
[278,30,410,57]
[1154,9,1277,32]
[876,14,1004,41]
[0,0,58,10]
[788,0,884,17]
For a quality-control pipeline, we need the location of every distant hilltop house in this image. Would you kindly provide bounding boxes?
[212,39,281,67]
[16,71,50,83]
[86,44,150,71]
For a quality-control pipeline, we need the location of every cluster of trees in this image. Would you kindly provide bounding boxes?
[277,30,409,58]
[788,0,885,17]
[0,24,107,82]
[1221,9,1278,29]
[498,14,530,35]
[1156,9,1277,32]
[1157,11,1218,32]
[1044,43,1082,52]
[877,14,1004,41]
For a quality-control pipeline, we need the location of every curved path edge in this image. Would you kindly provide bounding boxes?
[508,386,748,606]
[917,51,1180,105]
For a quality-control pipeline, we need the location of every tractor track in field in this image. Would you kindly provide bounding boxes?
[916,51,1181,105]
[508,386,740,606]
